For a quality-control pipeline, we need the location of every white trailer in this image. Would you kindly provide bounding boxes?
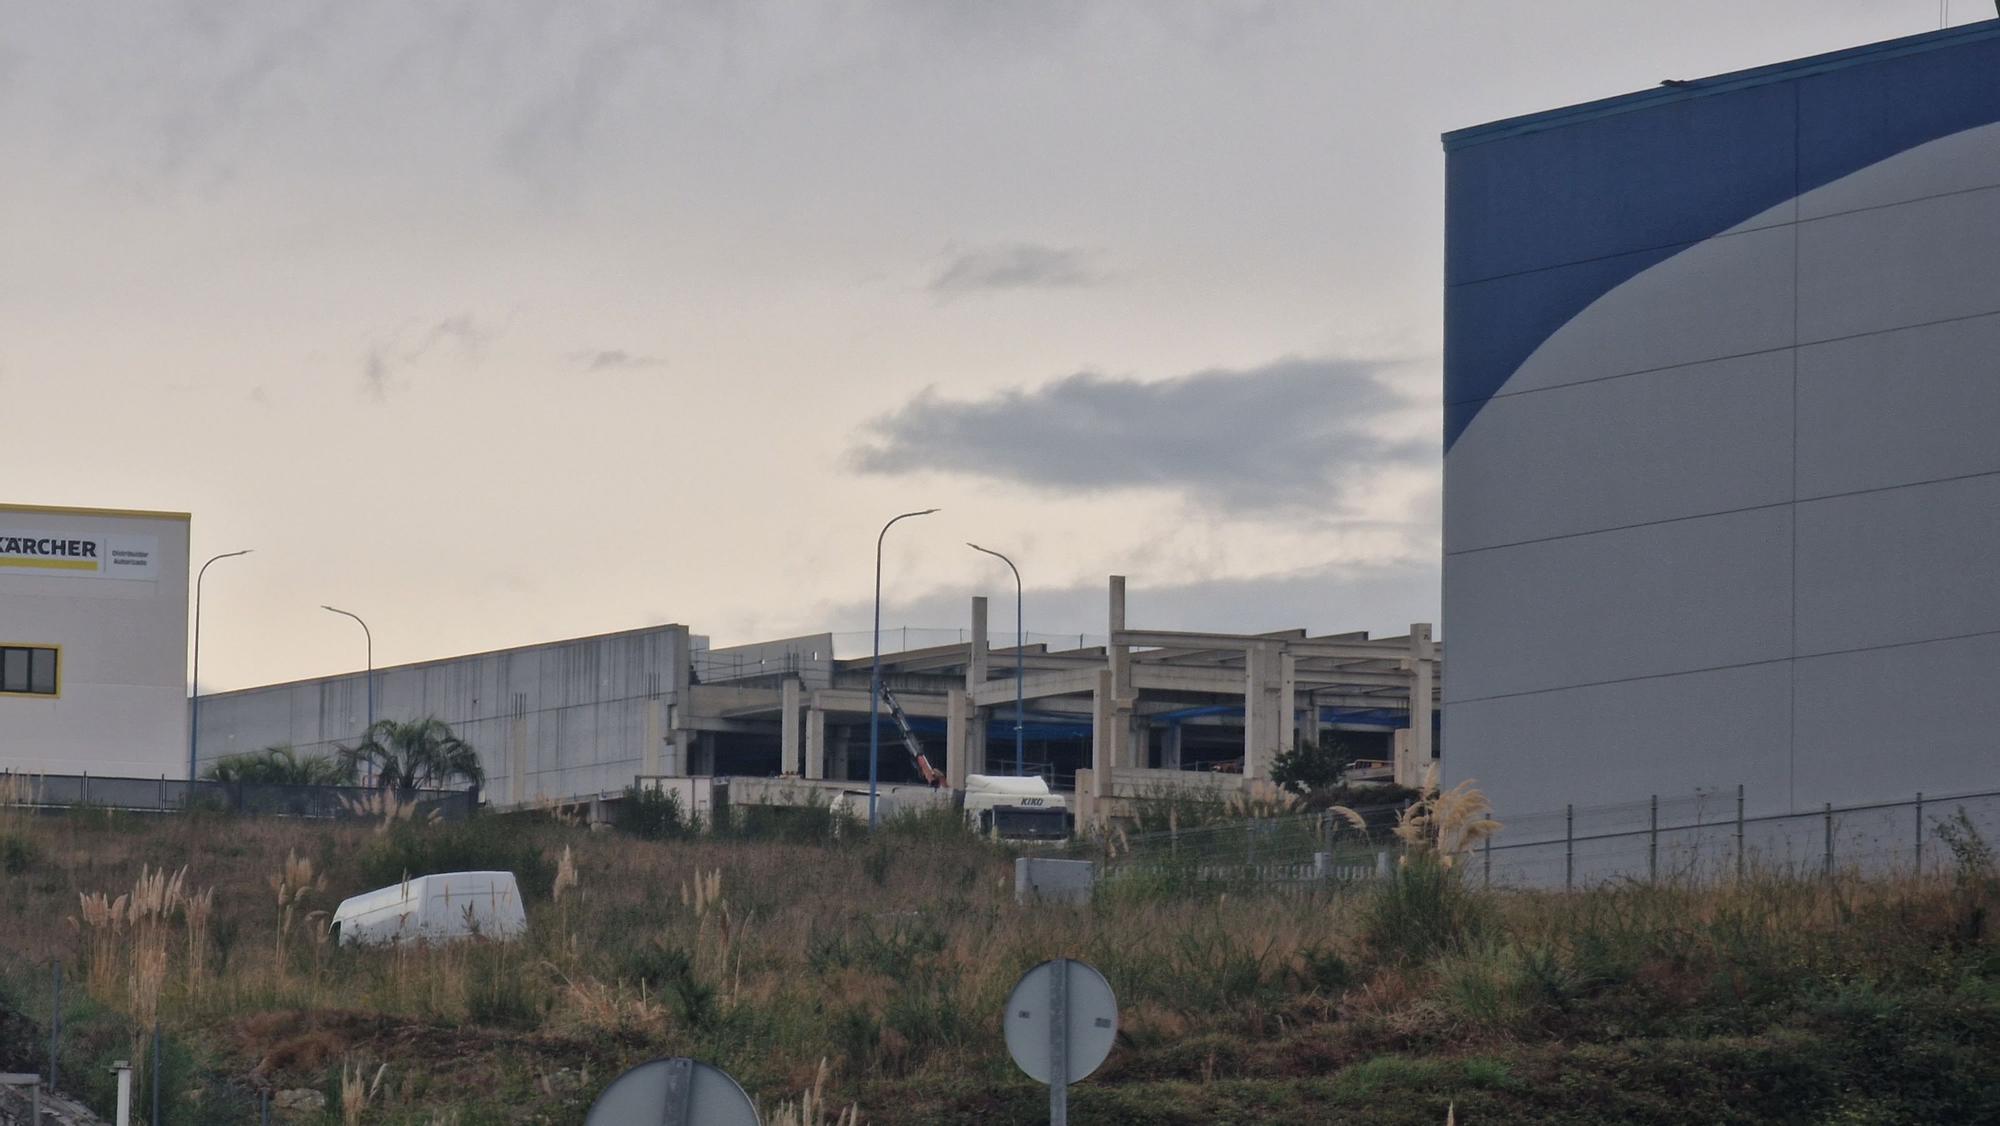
[331,871,527,946]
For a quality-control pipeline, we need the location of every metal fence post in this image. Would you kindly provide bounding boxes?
[1564,803,1574,891]
[1482,834,1492,888]
[260,1089,270,1125]
[1050,958,1070,1126]
[80,772,88,805]
[151,1022,161,1125]
[1735,784,1745,882]
[1823,802,1834,879]
[1649,795,1658,883]
[49,960,61,1093]
[1914,792,1925,875]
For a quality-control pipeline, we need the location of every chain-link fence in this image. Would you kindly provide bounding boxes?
[1068,784,2000,893]
[1477,786,2000,889]
[0,770,478,821]
[1076,808,1401,891]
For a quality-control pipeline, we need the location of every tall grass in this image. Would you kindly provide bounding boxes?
[0,800,1993,1124]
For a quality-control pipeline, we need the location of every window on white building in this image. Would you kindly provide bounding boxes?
[0,646,58,696]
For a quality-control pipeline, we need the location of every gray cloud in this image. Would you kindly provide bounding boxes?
[572,348,666,372]
[929,243,1101,297]
[362,314,497,400]
[849,357,1433,511]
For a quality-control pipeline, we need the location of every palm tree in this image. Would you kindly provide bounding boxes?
[340,718,485,796]
[203,744,358,786]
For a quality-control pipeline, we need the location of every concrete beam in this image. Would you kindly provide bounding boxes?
[690,684,786,718]
[968,666,1102,708]
[811,687,951,718]
[1118,630,1410,663]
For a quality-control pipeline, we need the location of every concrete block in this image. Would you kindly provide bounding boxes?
[1014,857,1095,906]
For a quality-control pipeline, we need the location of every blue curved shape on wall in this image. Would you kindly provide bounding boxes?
[1442,23,2000,451]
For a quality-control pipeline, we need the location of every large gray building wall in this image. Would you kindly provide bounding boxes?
[194,624,690,808]
[1441,27,2000,819]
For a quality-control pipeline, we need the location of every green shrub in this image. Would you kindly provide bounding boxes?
[718,802,837,844]
[467,947,544,1028]
[356,818,554,899]
[0,832,37,874]
[1363,854,1491,962]
[882,972,974,1072]
[612,785,690,841]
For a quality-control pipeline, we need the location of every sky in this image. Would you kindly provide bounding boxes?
[0,0,1980,690]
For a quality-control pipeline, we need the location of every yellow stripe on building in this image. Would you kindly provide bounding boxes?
[0,557,98,571]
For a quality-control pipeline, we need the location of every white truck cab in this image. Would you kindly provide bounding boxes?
[962,774,1071,841]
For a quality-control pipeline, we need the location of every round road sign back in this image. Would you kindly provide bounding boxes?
[1004,957,1119,1086]
[585,1057,760,1126]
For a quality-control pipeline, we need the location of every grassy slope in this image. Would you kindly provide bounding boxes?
[0,804,1994,1124]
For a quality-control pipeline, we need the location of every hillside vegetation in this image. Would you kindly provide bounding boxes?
[0,796,1995,1125]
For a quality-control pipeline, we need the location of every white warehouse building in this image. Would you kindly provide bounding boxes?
[0,502,191,778]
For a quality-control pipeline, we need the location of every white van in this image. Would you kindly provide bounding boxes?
[331,871,527,946]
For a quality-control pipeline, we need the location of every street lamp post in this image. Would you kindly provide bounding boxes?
[870,508,939,830]
[189,550,253,782]
[968,543,1025,777]
[321,605,374,736]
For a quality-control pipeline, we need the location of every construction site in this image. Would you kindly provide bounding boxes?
[187,575,1439,830]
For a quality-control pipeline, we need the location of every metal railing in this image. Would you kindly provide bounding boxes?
[1065,783,2000,892]
[1479,785,2000,889]
[1076,808,1400,888]
[0,771,478,821]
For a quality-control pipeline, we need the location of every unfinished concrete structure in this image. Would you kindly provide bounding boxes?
[193,577,1439,819]
[692,576,1440,822]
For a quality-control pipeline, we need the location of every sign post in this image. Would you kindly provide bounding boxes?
[1005,958,1118,1126]
[584,1056,758,1126]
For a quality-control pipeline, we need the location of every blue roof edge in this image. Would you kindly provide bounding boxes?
[1443,20,2000,151]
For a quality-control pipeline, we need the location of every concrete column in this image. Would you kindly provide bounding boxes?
[1108,576,1135,769]
[668,626,694,776]
[1242,643,1284,781]
[831,729,852,782]
[804,706,826,780]
[1392,729,1418,788]
[643,698,664,777]
[1279,651,1299,758]
[1090,669,1115,812]
[780,677,802,775]
[1408,623,1435,777]
[968,596,990,771]
[945,688,970,790]
[1162,723,1183,771]
[508,715,527,807]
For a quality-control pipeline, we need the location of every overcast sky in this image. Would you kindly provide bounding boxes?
[0,1,1976,689]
